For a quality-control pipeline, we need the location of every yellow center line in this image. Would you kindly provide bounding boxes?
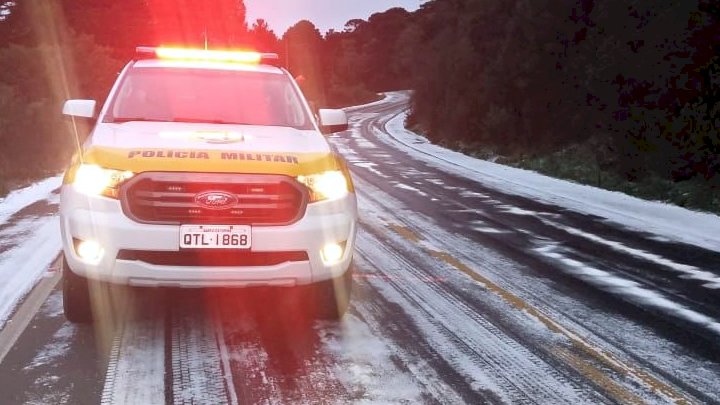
[386,223,693,404]
[387,223,423,243]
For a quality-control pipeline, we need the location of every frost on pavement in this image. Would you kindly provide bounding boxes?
[318,315,425,404]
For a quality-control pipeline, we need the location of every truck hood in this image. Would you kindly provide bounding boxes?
[82,122,342,176]
[89,121,330,153]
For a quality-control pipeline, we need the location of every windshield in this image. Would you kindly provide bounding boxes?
[105,67,312,129]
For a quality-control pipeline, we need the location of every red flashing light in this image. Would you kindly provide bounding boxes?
[135,47,279,65]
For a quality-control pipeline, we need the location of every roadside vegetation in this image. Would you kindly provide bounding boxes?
[400,1,719,213]
[0,1,119,195]
[1,0,718,214]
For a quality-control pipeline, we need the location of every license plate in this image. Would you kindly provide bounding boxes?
[180,225,251,249]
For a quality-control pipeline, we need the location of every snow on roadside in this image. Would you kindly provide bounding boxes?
[378,98,720,252]
[102,321,165,405]
[539,218,720,289]
[0,175,62,328]
[0,216,61,328]
[534,243,720,337]
[0,175,62,224]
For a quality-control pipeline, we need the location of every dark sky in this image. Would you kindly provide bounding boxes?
[245,0,424,35]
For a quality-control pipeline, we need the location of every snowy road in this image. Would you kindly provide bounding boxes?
[1,93,719,404]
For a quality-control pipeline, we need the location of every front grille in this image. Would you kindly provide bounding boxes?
[117,250,309,267]
[121,172,308,225]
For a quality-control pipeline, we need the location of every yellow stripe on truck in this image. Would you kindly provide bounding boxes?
[81,147,344,177]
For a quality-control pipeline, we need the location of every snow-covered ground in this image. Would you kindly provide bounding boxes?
[373,93,720,252]
[0,177,62,328]
[0,176,62,224]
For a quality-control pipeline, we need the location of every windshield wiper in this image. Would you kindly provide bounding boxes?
[107,117,167,123]
[170,117,246,125]
[107,116,253,125]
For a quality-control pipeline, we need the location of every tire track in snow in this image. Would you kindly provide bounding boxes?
[213,293,350,404]
[100,294,238,405]
[363,198,696,403]
[349,283,490,404]
[212,287,452,404]
[171,308,232,405]
[358,166,716,401]
[101,320,165,405]
[355,228,601,404]
[353,176,701,403]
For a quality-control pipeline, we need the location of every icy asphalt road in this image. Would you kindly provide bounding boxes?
[0,93,719,404]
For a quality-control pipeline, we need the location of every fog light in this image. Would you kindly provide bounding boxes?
[77,240,104,264]
[321,242,345,265]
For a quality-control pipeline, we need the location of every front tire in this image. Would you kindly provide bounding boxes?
[62,257,93,323]
[313,267,353,320]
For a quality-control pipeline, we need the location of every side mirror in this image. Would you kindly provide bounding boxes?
[63,99,96,118]
[318,109,348,135]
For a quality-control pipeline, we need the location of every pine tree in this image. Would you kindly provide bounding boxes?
[248,19,279,52]
[282,20,325,105]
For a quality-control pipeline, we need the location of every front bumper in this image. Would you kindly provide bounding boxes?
[60,185,358,288]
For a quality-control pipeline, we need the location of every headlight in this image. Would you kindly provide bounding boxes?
[297,170,349,202]
[73,164,134,198]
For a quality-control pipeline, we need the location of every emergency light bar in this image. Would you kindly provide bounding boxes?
[135,46,280,65]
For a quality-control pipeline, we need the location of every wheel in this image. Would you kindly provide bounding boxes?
[313,266,353,320]
[62,257,94,323]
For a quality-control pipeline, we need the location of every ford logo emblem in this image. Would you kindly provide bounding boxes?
[194,191,238,210]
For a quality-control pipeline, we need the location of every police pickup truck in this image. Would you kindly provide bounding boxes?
[60,47,357,322]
